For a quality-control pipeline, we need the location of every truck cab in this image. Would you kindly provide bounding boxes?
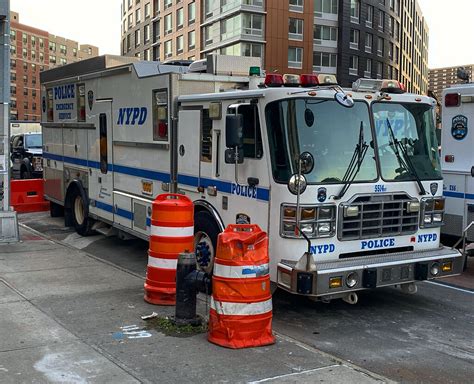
[10,132,43,179]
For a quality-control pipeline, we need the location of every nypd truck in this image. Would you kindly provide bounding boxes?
[40,55,463,303]
[441,82,474,244]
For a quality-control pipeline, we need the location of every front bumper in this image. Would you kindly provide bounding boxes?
[277,247,464,297]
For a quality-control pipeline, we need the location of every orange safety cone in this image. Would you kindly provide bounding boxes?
[144,194,194,305]
[208,224,275,349]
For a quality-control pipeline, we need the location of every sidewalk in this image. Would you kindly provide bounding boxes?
[0,226,391,384]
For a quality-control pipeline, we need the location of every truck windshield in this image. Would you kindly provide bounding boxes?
[373,103,442,181]
[25,134,42,149]
[266,98,377,184]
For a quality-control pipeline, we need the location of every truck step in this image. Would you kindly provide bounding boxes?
[92,222,117,237]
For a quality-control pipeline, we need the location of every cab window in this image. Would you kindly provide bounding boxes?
[227,103,263,159]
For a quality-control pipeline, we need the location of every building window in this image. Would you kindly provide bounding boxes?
[10,59,15,68]
[188,2,196,24]
[389,42,394,60]
[177,8,184,29]
[365,33,373,53]
[22,48,27,59]
[23,75,28,85]
[378,10,384,31]
[377,61,383,79]
[39,52,44,62]
[188,30,196,49]
[289,18,303,40]
[350,29,359,50]
[315,0,338,14]
[143,3,150,19]
[288,47,303,69]
[176,35,183,54]
[31,36,36,46]
[144,24,151,42]
[23,88,28,96]
[31,50,36,60]
[39,38,44,48]
[365,58,372,77]
[243,14,263,36]
[349,55,359,75]
[11,86,16,95]
[73,48,77,57]
[49,55,56,64]
[164,14,172,34]
[128,13,133,28]
[23,62,28,71]
[49,42,56,52]
[289,0,303,13]
[60,44,67,55]
[314,25,337,42]
[164,0,172,9]
[22,33,27,43]
[377,36,383,56]
[135,29,141,46]
[144,48,150,60]
[136,8,141,23]
[350,0,360,23]
[10,30,16,40]
[10,45,16,55]
[366,5,374,27]
[313,51,337,68]
[164,40,172,58]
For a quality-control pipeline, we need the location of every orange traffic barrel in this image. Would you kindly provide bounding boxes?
[208,224,275,349]
[144,194,194,305]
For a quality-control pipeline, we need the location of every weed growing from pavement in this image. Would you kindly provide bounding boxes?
[145,316,207,338]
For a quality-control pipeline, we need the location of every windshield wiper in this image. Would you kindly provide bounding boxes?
[335,121,369,200]
[386,119,426,195]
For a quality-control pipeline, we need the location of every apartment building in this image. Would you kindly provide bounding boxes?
[429,64,474,102]
[9,12,99,121]
[121,0,428,92]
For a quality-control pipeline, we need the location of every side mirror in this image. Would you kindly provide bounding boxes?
[225,114,243,148]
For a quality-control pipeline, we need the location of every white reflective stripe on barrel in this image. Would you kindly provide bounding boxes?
[147,256,178,270]
[213,263,269,279]
[150,225,194,237]
[210,297,272,316]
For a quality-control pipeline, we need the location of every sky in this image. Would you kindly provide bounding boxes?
[9,0,474,69]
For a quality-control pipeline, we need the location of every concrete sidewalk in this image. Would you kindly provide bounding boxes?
[0,226,391,384]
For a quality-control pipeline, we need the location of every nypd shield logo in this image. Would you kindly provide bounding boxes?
[87,90,94,111]
[451,115,468,141]
[430,183,438,196]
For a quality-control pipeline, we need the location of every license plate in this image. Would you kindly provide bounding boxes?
[142,180,153,196]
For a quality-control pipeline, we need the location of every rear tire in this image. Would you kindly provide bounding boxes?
[50,201,64,218]
[71,190,94,236]
[194,211,221,274]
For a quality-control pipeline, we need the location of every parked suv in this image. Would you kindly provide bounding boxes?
[10,133,43,179]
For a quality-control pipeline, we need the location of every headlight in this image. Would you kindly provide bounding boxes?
[346,272,359,288]
[407,201,420,213]
[344,206,359,218]
[280,204,336,239]
[420,197,445,228]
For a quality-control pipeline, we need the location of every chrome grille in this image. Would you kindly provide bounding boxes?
[339,193,419,240]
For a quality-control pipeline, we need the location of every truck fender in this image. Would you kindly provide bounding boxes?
[64,180,89,227]
[194,200,225,232]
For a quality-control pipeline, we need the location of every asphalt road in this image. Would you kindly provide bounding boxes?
[19,212,474,384]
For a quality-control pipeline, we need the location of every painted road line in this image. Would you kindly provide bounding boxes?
[425,281,474,294]
[247,364,341,383]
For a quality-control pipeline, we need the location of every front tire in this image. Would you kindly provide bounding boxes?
[194,211,221,274]
[71,190,94,236]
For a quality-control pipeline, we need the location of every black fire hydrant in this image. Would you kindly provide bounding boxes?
[173,251,212,326]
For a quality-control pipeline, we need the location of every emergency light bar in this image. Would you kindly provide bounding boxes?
[352,78,406,94]
[264,73,338,88]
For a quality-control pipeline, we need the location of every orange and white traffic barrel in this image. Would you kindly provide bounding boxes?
[208,224,275,349]
[144,194,194,305]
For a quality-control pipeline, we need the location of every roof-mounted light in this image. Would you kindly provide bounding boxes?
[264,73,284,87]
[445,93,460,107]
[317,74,338,85]
[300,74,319,87]
[352,78,406,94]
[282,74,301,87]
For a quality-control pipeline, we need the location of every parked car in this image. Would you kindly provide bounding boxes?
[10,132,43,179]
